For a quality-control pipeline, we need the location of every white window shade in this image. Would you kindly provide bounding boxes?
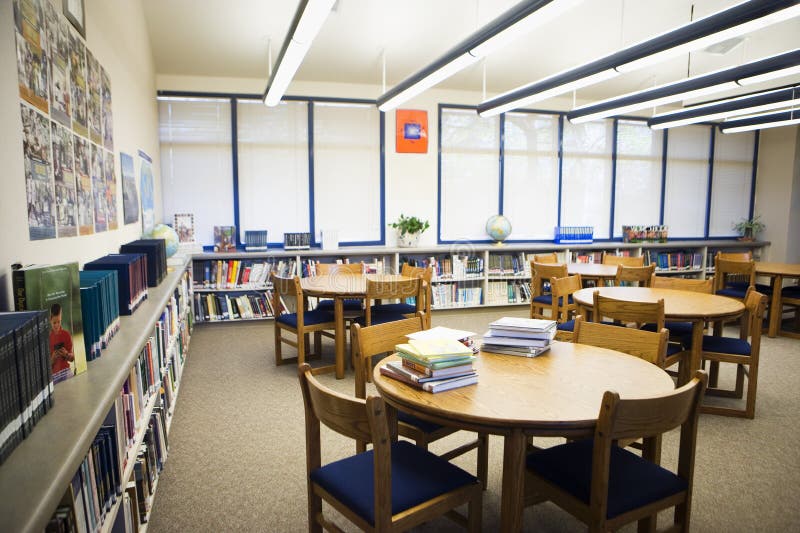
[560,119,614,239]
[613,120,663,238]
[313,102,382,244]
[237,100,309,243]
[159,98,234,246]
[502,113,560,240]
[663,125,712,238]
[440,108,500,242]
[709,131,756,237]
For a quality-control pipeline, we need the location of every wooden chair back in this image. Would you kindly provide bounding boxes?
[650,275,713,293]
[573,316,669,367]
[614,264,656,287]
[550,274,582,324]
[364,277,422,326]
[401,263,433,326]
[713,254,755,294]
[532,252,558,263]
[742,288,767,343]
[269,273,301,315]
[593,290,665,330]
[602,253,644,266]
[314,262,363,275]
[717,251,753,261]
[531,262,568,297]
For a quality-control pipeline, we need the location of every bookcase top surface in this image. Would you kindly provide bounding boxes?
[0,257,190,533]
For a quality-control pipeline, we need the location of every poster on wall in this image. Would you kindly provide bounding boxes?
[73,134,93,234]
[139,150,155,235]
[395,109,428,153]
[51,121,77,237]
[47,8,71,127]
[69,28,87,137]
[21,103,56,240]
[14,0,50,114]
[120,153,139,225]
[90,143,106,232]
[101,66,114,150]
[86,50,102,145]
[103,151,118,231]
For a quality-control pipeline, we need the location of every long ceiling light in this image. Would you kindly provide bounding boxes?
[648,85,800,129]
[566,49,800,124]
[376,0,583,113]
[719,108,800,133]
[477,0,800,117]
[263,0,336,107]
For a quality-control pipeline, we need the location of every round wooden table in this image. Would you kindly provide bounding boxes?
[755,262,800,338]
[573,286,745,384]
[374,341,674,533]
[567,262,618,281]
[300,274,410,378]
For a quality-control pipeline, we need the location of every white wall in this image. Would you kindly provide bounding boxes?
[0,0,161,309]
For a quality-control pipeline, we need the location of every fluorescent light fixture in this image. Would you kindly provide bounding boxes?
[478,0,800,116]
[263,0,336,107]
[567,49,800,124]
[719,109,799,133]
[376,0,583,112]
[737,64,800,85]
[648,85,800,129]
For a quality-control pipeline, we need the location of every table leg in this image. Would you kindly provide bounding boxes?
[334,297,345,379]
[683,320,704,386]
[500,429,526,533]
[768,275,782,338]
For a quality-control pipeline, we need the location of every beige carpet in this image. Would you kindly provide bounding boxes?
[147,307,800,532]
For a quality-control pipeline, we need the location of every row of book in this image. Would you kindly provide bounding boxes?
[380,328,479,393]
[0,311,53,465]
[481,317,557,357]
[643,250,704,271]
[299,258,387,277]
[431,284,482,309]
[194,291,279,322]
[197,259,275,290]
[486,280,531,305]
[486,253,530,277]
[80,270,121,362]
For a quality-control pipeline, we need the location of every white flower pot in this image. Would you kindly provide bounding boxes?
[397,232,421,248]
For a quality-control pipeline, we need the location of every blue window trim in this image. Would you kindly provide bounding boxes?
[659,129,668,225]
[609,118,619,240]
[308,101,316,246]
[230,98,241,247]
[498,113,505,215]
[749,131,760,220]
[705,126,716,238]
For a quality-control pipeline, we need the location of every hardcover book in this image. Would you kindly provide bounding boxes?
[214,226,236,252]
[12,262,88,383]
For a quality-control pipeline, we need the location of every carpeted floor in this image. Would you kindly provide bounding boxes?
[147,307,800,532]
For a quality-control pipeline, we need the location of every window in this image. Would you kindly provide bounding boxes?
[237,99,310,244]
[312,102,383,244]
[159,97,234,246]
[709,131,756,237]
[613,119,664,238]
[560,119,614,239]
[663,125,712,238]
[502,112,560,240]
[439,107,500,242]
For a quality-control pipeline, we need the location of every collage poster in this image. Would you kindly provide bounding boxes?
[73,134,93,235]
[139,151,155,235]
[120,153,139,225]
[47,5,70,127]
[101,67,113,150]
[21,103,55,240]
[103,151,119,231]
[68,27,87,137]
[90,143,106,233]
[87,50,102,145]
[14,0,49,114]
[51,121,77,237]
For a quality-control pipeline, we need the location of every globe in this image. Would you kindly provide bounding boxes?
[148,223,180,257]
[486,215,512,243]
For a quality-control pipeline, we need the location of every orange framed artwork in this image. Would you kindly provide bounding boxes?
[395,109,428,153]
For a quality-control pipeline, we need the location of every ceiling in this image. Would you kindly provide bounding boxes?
[142,0,800,106]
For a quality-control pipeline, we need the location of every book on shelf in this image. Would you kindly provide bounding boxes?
[481,344,551,358]
[120,238,167,287]
[12,261,89,383]
[79,270,121,362]
[244,230,268,251]
[214,225,237,252]
[83,254,149,315]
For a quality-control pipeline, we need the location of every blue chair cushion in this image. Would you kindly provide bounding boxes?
[781,286,800,298]
[396,410,443,435]
[315,298,363,312]
[527,439,687,519]
[310,440,479,526]
[641,321,694,337]
[370,302,417,315]
[276,309,335,329]
[532,295,574,306]
[696,335,752,355]
[557,320,575,332]
[354,309,410,326]
[666,342,684,356]
[717,287,747,299]
[726,281,772,295]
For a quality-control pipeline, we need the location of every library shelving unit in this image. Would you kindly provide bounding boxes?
[0,256,193,532]
[189,240,768,316]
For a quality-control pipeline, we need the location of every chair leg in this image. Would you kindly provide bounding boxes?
[313,331,322,356]
[467,489,483,533]
[733,364,746,398]
[297,332,306,366]
[745,362,759,420]
[674,499,692,532]
[477,433,489,490]
[637,515,656,533]
[308,484,323,533]
[274,325,283,366]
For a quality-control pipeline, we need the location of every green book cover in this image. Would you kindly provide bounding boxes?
[14,262,88,382]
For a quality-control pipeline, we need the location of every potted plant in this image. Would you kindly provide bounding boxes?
[389,214,430,247]
[732,215,765,241]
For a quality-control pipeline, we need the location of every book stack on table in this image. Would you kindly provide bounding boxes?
[381,330,478,393]
[481,317,557,357]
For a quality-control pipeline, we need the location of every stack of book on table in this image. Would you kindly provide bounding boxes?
[381,331,478,393]
[481,317,557,357]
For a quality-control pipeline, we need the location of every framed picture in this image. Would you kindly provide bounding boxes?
[63,0,85,38]
[174,213,196,244]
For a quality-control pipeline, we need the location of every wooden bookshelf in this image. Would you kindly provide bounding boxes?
[0,257,193,532]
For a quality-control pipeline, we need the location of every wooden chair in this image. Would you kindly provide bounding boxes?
[365,263,433,328]
[550,274,582,341]
[356,277,423,327]
[297,363,483,532]
[613,264,656,287]
[695,288,767,419]
[645,275,714,340]
[531,252,558,263]
[530,262,567,319]
[270,273,336,372]
[601,252,644,267]
[573,316,669,368]
[351,316,488,488]
[313,262,364,314]
[525,370,708,533]
[713,254,755,301]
